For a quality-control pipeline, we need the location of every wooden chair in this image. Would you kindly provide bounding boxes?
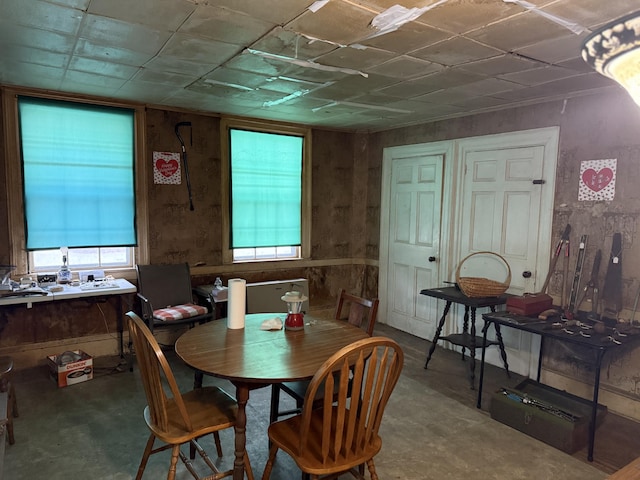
[136,263,213,333]
[270,290,379,423]
[262,336,404,480]
[126,311,253,480]
[0,357,18,445]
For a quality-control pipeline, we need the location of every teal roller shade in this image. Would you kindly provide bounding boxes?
[230,128,302,248]
[18,97,136,250]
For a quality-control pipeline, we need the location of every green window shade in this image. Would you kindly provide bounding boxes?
[230,128,302,248]
[18,97,136,250]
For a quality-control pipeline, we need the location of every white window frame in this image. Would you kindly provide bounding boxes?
[220,117,311,264]
[3,87,149,277]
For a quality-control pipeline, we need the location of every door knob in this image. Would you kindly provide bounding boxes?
[428,256,437,262]
[522,271,532,278]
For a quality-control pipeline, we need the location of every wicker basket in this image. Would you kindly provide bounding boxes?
[455,251,511,298]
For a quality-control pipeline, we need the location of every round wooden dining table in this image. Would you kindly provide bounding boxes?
[174,312,370,480]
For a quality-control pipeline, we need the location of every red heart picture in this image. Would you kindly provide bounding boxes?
[156,158,179,178]
[582,167,613,192]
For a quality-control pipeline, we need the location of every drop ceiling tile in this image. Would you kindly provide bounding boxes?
[494,73,613,101]
[2,0,83,35]
[416,0,523,34]
[61,70,128,92]
[542,0,640,30]
[74,38,155,67]
[448,77,521,97]
[314,73,399,101]
[3,46,70,68]
[142,55,217,77]
[87,0,194,31]
[0,22,77,53]
[286,1,376,45]
[378,69,484,97]
[48,0,90,8]
[0,60,64,88]
[204,0,315,26]
[347,92,405,106]
[514,34,587,65]
[452,95,514,111]
[179,4,276,45]
[317,46,397,71]
[250,27,337,60]
[116,80,182,103]
[367,56,442,79]
[412,37,503,66]
[160,33,242,65]
[132,68,195,87]
[499,66,581,86]
[457,54,541,77]
[225,51,349,85]
[69,57,139,79]
[80,14,172,55]
[466,10,574,51]
[358,22,451,54]
[557,57,598,74]
[200,67,265,90]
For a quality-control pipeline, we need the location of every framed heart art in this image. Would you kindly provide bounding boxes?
[578,158,616,201]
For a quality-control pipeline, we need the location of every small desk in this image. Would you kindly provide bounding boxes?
[0,279,136,357]
[174,313,369,480]
[479,311,640,462]
[420,287,511,389]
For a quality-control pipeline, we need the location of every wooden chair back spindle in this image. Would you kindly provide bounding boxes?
[298,337,403,470]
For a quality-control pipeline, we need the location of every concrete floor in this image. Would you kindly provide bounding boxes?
[3,322,632,479]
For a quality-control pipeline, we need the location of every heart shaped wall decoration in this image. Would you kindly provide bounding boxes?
[156,158,179,178]
[581,168,613,192]
[152,151,181,184]
[578,159,616,201]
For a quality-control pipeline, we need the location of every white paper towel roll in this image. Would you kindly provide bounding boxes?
[227,278,246,329]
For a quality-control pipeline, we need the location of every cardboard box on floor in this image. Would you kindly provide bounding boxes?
[47,350,93,387]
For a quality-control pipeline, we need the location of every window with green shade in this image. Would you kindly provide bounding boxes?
[221,119,311,264]
[18,97,137,250]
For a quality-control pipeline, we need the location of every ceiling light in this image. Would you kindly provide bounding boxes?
[582,11,640,106]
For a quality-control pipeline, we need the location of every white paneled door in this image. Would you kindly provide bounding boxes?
[381,128,558,378]
[385,153,444,340]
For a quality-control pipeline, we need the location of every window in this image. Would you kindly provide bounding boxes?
[4,89,149,275]
[221,118,311,264]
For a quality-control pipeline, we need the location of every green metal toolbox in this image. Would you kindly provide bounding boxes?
[490,379,607,453]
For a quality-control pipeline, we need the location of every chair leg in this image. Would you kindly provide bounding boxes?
[366,458,378,480]
[244,449,254,480]
[194,370,204,389]
[6,391,14,445]
[136,434,156,480]
[213,431,223,457]
[269,384,281,424]
[9,382,17,418]
[168,444,180,480]
[261,443,278,479]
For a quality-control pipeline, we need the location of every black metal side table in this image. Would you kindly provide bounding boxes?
[420,286,511,389]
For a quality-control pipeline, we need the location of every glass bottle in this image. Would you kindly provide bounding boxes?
[58,255,72,284]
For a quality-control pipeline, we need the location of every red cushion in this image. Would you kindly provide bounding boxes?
[153,303,207,321]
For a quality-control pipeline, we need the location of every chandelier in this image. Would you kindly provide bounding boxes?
[582,12,640,105]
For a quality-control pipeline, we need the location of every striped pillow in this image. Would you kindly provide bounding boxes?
[153,303,208,322]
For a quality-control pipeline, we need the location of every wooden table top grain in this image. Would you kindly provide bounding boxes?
[175,313,370,384]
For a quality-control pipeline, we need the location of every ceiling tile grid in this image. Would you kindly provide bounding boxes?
[0,0,632,131]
